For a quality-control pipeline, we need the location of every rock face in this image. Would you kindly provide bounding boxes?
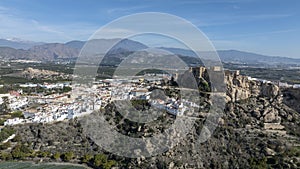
[226,73,280,102]
[226,74,257,102]
[261,83,280,98]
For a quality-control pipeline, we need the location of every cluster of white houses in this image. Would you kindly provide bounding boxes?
[1,75,191,126]
[2,67,300,126]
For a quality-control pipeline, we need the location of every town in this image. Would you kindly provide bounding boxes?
[1,65,299,128]
[0,70,202,126]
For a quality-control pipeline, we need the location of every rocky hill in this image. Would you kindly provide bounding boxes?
[7,73,300,168]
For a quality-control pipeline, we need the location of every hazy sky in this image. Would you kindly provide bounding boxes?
[0,0,299,58]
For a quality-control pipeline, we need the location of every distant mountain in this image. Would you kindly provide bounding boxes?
[0,47,30,60]
[65,40,85,50]
[65,39,148,52]
[0,38,44,50]
[0,38,299,67]
[217,50,300,65]
[159,47,197,57]
[29,43,79,60]
[160,47,300,66]
[0,38,148,61]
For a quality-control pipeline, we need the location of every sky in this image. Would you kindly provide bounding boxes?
[0,0,299,58]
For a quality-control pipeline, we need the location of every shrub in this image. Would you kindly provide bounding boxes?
[63,151,74,162]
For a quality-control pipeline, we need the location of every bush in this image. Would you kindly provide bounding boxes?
[53,152,61,160]
[38,151,51,158]
[249,157,268,169]
[62,86,72,93]
[0,119,6,125]
[10,111,24,118]
[92,154,117,168]
[0,127,15,142]
[0,152,12,160]
[82,153,93,163]
[93,154,107,167]
[63,151,74,162]
[0,141,11,150]
[103,160,117,169]
[11,144,33,159]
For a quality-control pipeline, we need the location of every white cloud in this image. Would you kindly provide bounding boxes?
[106,5,149,15]
[0,8,99,42]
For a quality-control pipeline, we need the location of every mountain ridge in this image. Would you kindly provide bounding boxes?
[0,38,299,66]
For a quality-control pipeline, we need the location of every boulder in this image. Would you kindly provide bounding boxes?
[261,83,279,98]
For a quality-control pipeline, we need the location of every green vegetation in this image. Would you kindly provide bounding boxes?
[11,144,33,159]
[249,157,268,169]
[63,151,75,162]
[0,127,15,142]
[53,152,61,160]
[81,153,93,163]
[0,141,11,150]
[199,78,211,92]
[285,146,300,157]
[0,162,86,169]
[224,63,300,84]
[38,151,51,158]
[0,152,13,160]
[0,96,10,114]
[92,154,117,169]
[62,86,72,93]
[10,111,24,118]
[130,99,150,110]
[0,119,6,125]
[0,76,29,85]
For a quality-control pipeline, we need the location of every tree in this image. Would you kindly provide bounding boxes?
[62,86,72,93]
[0,127,15,142]
[39,151,50,158]
[0,152,12,160]
[82,153,93,163]
[249,157,268,169]
[11,111,24,118]
[0,141,11,150]
[0,96,10,114]
[93,154,107,167]
[11,144,24,159]
[103,160,117,169]
[63,151,74,162]
[53,152,61,160]
[0,119,6,125]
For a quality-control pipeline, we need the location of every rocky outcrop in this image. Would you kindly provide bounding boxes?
[261,83,280,98]
[226,73,280,102]
[226,74,257,102]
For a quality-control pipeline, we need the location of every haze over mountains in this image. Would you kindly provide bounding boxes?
[0,38,299,66]
[0,38,44,50]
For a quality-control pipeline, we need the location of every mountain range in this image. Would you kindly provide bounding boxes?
[0,38,299,66]
[0,38,44,50]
